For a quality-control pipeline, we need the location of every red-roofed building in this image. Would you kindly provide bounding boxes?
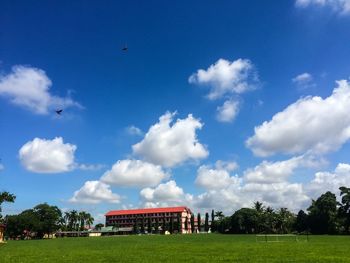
[105,206,193,234]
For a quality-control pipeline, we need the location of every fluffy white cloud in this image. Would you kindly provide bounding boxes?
[0,66,81,114]
[243,155,324,184]
[189,58,259,100]
[195,165,241,190]
[246,80,350,157]
[292,72,315,89]
[296,0,350,15]
[19,137,76,173]
[192,157,323,213]
[216,99,240,123]
[101,159,169,188]
[308,163,350,198]
[70,181,121,204]
[214,160,238,172]
[132,112,208,167]
[126,125,143,136]
[140,180,193,208]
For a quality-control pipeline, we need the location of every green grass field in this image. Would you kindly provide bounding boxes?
[1,234,350,262]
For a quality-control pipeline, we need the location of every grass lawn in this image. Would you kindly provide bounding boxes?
[1,234,350,262]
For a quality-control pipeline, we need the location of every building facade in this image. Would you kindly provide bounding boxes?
[105,206,193,234]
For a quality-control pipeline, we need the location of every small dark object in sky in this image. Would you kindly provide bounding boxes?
[55,109,63,115]
[122,45,128,51]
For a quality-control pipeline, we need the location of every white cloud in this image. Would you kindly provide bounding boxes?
[126,125,143,136]
[195,165,241,190]
[192,157,322,213]
[0,66,81,115]
[140,180,193,208]
[292,72,315,89]
[189,58,259,100]
[216,99,240,123]
[243,155,324,184]
[101,159,169,188]
[132,112,208,167]
[307,163,350,198]
[215,160,238,172]
[69,181,121,204]
[78,164,105,171]
[296,0,350,15]
[246,80,350,157]
[19,137,76,173]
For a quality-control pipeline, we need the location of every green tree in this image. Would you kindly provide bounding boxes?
[253,201,265,233]
[231,208,258,234]
[275,208,295,234]
[295,210,308,233]
[339,186,350,233]
[204,213,209,232]
[94,223,104,230]
[190,213,195,233]
[308,191,338,234]
[197,213,201,232]
[0,191,16,221]
[32,203,62,238]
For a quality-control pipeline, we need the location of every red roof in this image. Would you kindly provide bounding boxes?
[105,206,191,216]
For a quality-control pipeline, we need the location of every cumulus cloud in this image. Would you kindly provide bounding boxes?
[189,58,259,100]
[296,0,350,15]
[307,163,350,198]
[191,157,324,213]
[132,112,208,167]
[70,181,121,204]
[0,66,81,114]
[243,155,324,184]
[246,80,350,157]
[101,159,169,188]
[140,180,192,208]
[216,99,240,123]
[292,72,315,89]
[126,125,143,136]
[195,165,241,190]
[19,137,76,173]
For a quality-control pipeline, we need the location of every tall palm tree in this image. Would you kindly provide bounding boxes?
[85,213,94,229]
[253,201,265,213]
[78,211,87,231]
[68,210,78,231]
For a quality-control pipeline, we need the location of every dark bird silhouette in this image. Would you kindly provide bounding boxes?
[55,109,63,115]
[122,44,128,51]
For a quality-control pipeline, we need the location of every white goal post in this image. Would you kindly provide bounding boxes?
[255,234,308,242]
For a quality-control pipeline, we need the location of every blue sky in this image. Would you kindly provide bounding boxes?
[1,0,350,222]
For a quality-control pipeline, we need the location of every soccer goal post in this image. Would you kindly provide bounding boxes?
[255,234,301,242]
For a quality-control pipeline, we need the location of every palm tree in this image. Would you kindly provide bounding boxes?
[68,210,78,231]
[85,213,94,229]
[215,211,224,221]
[253,201,265,213]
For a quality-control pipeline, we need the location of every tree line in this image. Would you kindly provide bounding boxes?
[209,187,350,235]
[0,195,94,239]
